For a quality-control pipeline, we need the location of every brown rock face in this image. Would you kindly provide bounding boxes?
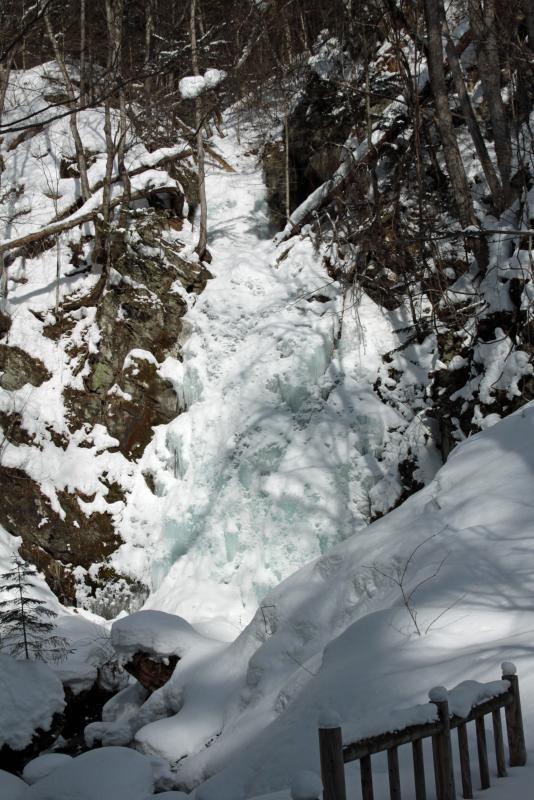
[63,222,211,459]
[124,651,179,693]
[0,211,211,612]
[0,344,51,390]
[0,467,121,604]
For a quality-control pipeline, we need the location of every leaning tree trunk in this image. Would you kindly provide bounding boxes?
[190,0,208,261]
[423,0,477,229]
[0,55,13,312]
[443,23,504,211]
[468,0,513,204]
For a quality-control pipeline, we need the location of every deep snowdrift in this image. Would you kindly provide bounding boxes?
[108,401,534,799]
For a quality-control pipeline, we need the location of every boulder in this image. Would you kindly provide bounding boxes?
[123,651,179,693]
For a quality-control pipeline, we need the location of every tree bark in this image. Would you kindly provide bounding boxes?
[44,13,91,203]
[79,0,87,106]
[190,0,208,261]
[144,0,154,96]
[0,55,13,312]
[423,0,477,229]
[468,0,512,202]
[443,22,504,211]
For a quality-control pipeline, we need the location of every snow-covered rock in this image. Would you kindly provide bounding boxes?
[22,754,73,785]
[20,747,154,800]
[0,770,26,800]
[0,655,65,751]
[111,610,208,661]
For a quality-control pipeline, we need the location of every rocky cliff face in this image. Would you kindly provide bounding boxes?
[0,64,209,614]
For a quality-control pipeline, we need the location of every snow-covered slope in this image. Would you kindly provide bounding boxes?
[101,400,534,799]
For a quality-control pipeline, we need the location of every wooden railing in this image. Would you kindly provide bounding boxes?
[318,663,526,800]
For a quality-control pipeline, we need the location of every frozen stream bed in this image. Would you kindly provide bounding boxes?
[115,114,440,633]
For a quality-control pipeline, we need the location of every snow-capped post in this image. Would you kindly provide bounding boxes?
[318,710,346,800]
[501,662,526,766]
[429,687,456,800]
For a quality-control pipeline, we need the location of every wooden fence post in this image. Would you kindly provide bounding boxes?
[502,662,527,767]
[456,723,473,799]
[387,746,401,800]
[412,738,427,800]
[492,709,507,778]
[475,716,490,789]
[430,687,457,800]
[318,716,347,800]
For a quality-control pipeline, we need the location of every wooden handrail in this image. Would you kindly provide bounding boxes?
[318,664,526,800]
[343,691,513,762]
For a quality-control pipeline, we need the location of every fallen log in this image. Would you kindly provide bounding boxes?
[0,182,173,258]
[0,145,196,257]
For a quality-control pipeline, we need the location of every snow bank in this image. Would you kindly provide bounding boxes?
[127,401,534,799]
[0,771,26,800]
[0,655,65,751]
[21,747,154,800]
[22,754,73,785]
[111,609,211,660]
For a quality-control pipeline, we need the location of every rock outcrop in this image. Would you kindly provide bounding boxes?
[123,651,179,693]
[0,66,210,612]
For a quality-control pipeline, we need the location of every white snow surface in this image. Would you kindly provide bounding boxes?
[0,655,65,751]
[179,70,226,99]
[119,400,534,800]
[111,610,216,660]
[0,770,27,800]
[20,747,154,800]
[22,755,73,785]
[115,111,437,630]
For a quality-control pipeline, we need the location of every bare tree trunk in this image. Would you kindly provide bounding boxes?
[118,92,131,227]
[44,14,91,203]
[443,22,504,211]
[144,0,154,96]
[79,0,87,105]
[98,0,120,269]
[98,100,114,266]
[423,0,476,229]
[106,0,130,228]
[0,55,13,313]
[190,0,208,261]
[0,56,13,119]
[526,0,534,50]
[515,0,534,121]
[284,109,290,221]
[468,0,513,203]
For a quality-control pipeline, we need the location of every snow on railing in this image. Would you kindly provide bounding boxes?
[316,663,526,800]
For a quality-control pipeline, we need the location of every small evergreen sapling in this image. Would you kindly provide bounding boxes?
[0,556,70,662]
